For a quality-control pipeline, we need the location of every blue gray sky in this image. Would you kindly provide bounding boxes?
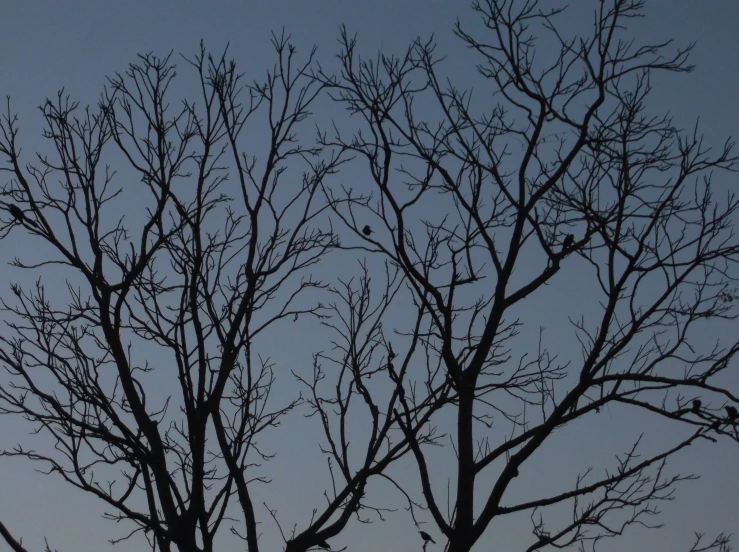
[0,1,737,551]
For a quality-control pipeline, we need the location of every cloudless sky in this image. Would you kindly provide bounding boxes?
[0,1,737,551]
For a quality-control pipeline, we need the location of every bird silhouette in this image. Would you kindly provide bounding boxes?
[8,203,24,222]
[726,405,738,422]
[691,399,702,414]
[562,233,574,251]
[315,539,331,550]
[362,225,374,236]
[419,531,436,544]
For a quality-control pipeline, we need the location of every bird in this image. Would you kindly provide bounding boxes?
[8,203,24,222]
[726,405,738,422]
[691,399,702,414]
[315,539,331,550]
[419,531,436,544]
[690,399,703,414]
[388,342,397,360]
[562,233,574,251]
[362,225,374,236]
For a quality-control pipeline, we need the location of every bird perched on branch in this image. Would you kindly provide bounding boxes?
[8,203,25,222]
[6,203,39,229]
[419,531,436,544]
[562,233,574,251]
[691,399,702,414]
[315,539,331,550]
[726,405,738,422]
[362,225,374,236]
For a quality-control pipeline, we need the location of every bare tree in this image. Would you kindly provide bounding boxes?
[1,3,737,552]
[0,34,421,552]
[316,0,739,551]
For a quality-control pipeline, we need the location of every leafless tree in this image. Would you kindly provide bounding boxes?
[2,3,738,552]
[0,34,425,552]
[315,0,739,551]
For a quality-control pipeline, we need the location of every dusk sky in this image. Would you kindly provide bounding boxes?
[0,1,737,551]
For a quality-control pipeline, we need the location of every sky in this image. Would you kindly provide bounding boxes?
[0,1,738,551]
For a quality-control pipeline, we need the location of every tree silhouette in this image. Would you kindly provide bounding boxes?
[0,2,737,552]
[315,0,739,551]
[0,36,436,552]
